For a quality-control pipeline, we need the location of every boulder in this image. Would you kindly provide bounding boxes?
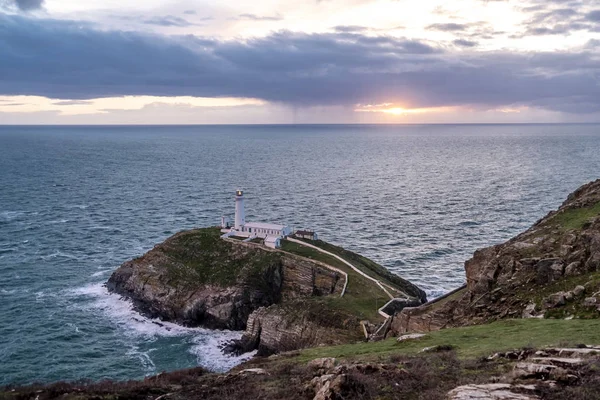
[308,358,336,371]
[397,333,427,342]
[573,285,586,297]
[447,383,538,400]
[542,292,567,309]
[522,303,537,318]
[583,297,598,307]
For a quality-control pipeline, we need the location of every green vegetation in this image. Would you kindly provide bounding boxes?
[549,201,600,230]
[510,269,600,319]
[297,318,600,362]
[161,227,282,288]
[296,238,426,300]
[280,239,399,321]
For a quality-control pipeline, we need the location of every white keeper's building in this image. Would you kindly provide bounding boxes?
[220,190,292,248]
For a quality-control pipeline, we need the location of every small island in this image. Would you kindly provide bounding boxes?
[107,190,427,355]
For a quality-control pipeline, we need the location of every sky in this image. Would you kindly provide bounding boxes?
[0,0,599,124]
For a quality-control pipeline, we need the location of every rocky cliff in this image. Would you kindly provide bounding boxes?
[107,227,425,353]
[392,178,600,334]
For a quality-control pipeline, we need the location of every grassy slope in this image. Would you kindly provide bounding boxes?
[549,200,600,230]
[297,238,425,299]
[297,318,600,362]
[159,227,283,288]
[280,240,398,322]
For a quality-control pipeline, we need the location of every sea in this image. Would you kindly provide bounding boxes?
[1,124,599,386]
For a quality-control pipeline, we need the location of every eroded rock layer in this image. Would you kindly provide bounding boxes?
[392,179,600,334]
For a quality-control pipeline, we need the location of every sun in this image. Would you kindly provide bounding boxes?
[381,107,407,115]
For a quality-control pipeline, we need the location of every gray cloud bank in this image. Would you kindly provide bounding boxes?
[2,0,43,11]
[0,14,599,114]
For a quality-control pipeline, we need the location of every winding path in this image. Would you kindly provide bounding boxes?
[286,237,396,301]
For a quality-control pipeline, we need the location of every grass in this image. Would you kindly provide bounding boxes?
[296,238,426,300]
[160,227,283,288]
[296,318,600,362]
[280,239,397,321]
[548,201,600,230]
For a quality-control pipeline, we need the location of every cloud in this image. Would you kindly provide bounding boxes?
[237,13,283,21]
[453,39,478,47]
[13,0,43,10]
[143,15,199,27]
[333,25,367,33]
[0,15,599,115]
[52,100,93,106]
[513,1,600,37]
[0,0,43,11]
[586,10,600,22]
[427,23,470,32]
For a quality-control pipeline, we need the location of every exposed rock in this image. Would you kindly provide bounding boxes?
[543,292,566,308]
[447,383,538,400]
[237,368,268,376]
[391,179,600,335]
[308,358,337,371]
[512,362,556,379]
[529,357,584,367]
[233,304,357,356]
[397,333,427,342]
[108,227,425,355]
[565,262,583,276]
[573,285,586,297]
[310,374,359,400]
[522,303,537,318]
[583,297,598,307]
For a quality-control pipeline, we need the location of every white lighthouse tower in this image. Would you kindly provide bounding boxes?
[234,190,245,230]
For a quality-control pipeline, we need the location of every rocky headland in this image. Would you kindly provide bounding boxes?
[391,178,600,335]
[106,227,426,355]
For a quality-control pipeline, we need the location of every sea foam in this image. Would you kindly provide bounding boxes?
[68,282,252,372]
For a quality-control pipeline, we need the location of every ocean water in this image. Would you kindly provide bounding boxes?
[1,124,599,385]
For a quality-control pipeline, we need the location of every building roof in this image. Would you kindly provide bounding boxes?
[265,236,280,243]
[244,222,288,230]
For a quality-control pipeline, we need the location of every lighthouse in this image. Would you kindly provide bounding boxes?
[234,190,245,230]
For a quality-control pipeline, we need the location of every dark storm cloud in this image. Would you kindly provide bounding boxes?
[1,15,599,114]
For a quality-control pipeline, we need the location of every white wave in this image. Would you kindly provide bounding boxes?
[68,205,89,210]
[0,211,24,222]
[40,251,79,261]
[46,219,69,225]
[127,345,157,373]
[91,269,112,277]
[190,334,257,373]
[68,283,252,372]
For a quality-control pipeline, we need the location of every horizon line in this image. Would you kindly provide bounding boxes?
[1,122,600,127]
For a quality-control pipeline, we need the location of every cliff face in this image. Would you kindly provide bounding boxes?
[107,228,343,331]
[392,179,600,334]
